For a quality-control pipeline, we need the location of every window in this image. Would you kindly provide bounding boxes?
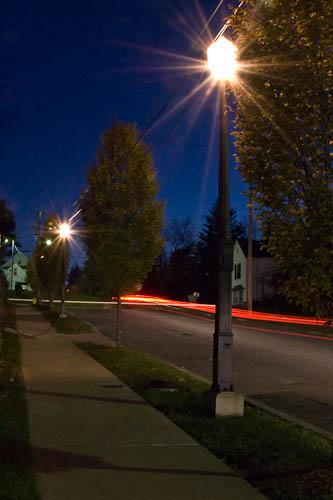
[234,262,241,280]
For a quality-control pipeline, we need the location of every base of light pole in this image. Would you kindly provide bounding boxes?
[215,391,244,417]
[59,312,67,319]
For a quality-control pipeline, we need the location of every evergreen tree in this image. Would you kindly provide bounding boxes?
[231,0,333,316]
[81,122,164,343]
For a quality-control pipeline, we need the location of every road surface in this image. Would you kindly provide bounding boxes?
[74,306,333,434]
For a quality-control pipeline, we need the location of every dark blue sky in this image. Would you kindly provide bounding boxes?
[2,0,247,263]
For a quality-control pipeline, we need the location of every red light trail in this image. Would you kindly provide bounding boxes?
[122,294,332,328]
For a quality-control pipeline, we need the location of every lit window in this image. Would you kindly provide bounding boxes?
[234,263,241,280]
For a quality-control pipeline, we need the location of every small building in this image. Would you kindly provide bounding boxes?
[232,239,277,306]
[1,252,31,292]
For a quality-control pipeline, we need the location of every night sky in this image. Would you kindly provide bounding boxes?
[2,0,247,263]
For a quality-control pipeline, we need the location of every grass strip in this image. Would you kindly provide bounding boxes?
[78,342,333,500]
[39,304,95,334]
[0,304,40,499]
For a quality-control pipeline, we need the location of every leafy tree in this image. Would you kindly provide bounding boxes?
[31,214,67,307]
[197,204,246,303]
[167,243,198,300]
[141,250,169,297]
[68,264,82,287]
[26,258,41,297]
[81,122,164,343]
[231,0,333,316]
[165,218,194,251]
[0,199,16,264]
[160,218,199,300]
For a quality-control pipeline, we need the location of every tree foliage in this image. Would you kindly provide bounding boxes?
[30,214,67,306]
[81,122,164,339]
[165,218,194,251]
[142,250,168,297]
[231,0,333,316]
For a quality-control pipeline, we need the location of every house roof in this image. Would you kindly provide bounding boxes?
[1,252,29,269]
[237,239,271,258]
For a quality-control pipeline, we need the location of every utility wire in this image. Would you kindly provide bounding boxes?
[66,0,244,222]
[140,0,228,140]
[68,0,229,219]
[143,0,245,146]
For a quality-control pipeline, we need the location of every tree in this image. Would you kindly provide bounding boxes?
[161,218,198,300]
[167,243,198,300]
[26,258,41,297]
[30,214,67,307]
[197,203,246,303]
[0,199,16,264]
[165,218,194,251]
[231,0,333,316]
[81,122,164,343]
[68,264,82,287]
[141,249,168,297]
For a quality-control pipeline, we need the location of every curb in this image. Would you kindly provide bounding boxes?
[244,396,333,442]
[150,357,333,443]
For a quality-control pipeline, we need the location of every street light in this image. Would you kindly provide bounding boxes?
[207,37,243,416]
[58,221,71,318]
[59,222,71,239]
[207,37,238,82]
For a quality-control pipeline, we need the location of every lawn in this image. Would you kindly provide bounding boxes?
[78,342,333,500]
[39,305,95,334]
[0,304,40,499]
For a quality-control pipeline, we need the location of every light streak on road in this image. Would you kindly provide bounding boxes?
[121,295,332,328]
[10,294,332,328]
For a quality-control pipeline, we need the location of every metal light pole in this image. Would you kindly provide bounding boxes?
[10,239,15,292]
[207,37,244,416]
[247,190,253,312]
[58,222,71,318]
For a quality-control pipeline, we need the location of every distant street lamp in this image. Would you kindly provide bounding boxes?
[207,37,243,416]
[58,222,71,318]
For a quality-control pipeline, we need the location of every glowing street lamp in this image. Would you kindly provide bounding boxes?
[207,37,243,416]
[58,222,71,240]
[207,37,239,82]
[58,221,71,318]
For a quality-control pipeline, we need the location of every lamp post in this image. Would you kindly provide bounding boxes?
[10,239,15,292]
[58,222,71,318]
[207,37,243,416]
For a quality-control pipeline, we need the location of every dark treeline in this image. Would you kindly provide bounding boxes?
[142,203,246,303]
[67,203,246,304]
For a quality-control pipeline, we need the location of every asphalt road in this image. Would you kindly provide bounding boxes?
[74,306,333,433]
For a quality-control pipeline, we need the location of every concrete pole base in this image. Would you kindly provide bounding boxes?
[59,313,67,319]
[215,392,244,417]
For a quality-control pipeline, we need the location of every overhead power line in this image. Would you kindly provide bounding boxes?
[65,1,245,222]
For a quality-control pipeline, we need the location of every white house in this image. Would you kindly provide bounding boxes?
[232,239,277,306]
[1,252,31,292]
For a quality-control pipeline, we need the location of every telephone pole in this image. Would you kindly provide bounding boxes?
[35,211,42,302]
[10,239,15,292]
[247,191,253,312]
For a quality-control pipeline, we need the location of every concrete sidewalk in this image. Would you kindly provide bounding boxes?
[18,306,265,500]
